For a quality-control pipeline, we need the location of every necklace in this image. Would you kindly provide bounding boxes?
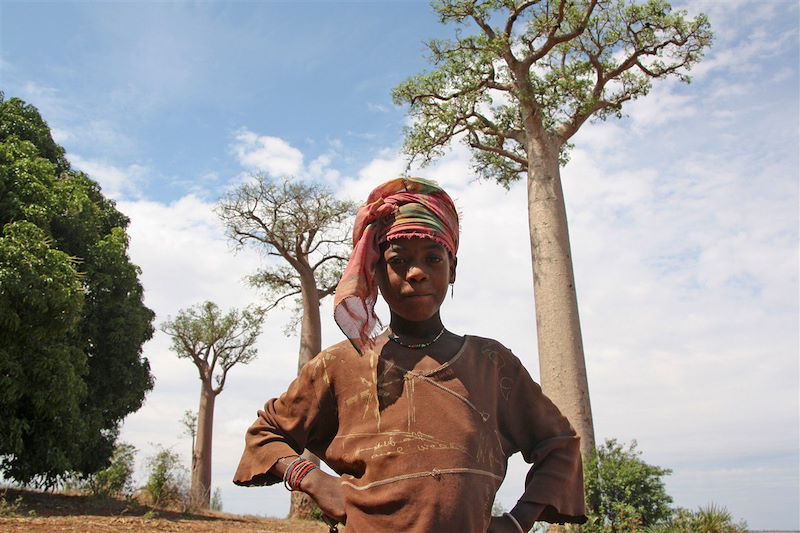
[388,326,446,349]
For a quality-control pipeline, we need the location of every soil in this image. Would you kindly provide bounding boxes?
[0,488,335,532]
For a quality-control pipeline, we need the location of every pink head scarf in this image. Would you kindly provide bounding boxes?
[333,177,459,352]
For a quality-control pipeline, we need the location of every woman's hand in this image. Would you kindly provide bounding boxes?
[300,469,346,524]
[487,514,524,533]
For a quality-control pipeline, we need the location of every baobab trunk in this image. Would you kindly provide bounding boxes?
[192,382,215,508]
[289,267,323,519]
[526,145,596,459]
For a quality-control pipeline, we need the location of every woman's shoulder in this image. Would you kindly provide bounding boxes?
[306,338,372,373]
[463,334,524,366]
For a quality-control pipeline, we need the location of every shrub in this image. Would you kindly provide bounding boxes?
[143,446,189,508]
[210,487,223,512]
[648,504,748,533]
[85,442,137,497]
[0,493,23,517]
[583,439,673,532]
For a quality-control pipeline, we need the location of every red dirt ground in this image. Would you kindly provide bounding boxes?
[0,488,335,532]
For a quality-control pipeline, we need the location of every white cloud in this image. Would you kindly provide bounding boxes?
[625,82,698,130]
[231,129,304,176]
[69,154,146,201]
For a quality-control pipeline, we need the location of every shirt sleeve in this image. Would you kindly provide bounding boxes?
[232,350,339,487]
[499,353,587,524]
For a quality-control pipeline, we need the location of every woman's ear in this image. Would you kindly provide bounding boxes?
[450,255,457,284]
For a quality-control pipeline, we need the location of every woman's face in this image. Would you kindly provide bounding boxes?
[375,237,456,323]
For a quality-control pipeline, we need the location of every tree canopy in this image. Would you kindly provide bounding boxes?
[394,0,713,183]
[0,95,154,486]
[161,302,264,395]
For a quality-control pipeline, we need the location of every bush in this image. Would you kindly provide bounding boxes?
[648,504,748,533]
[85,442,137,497]
[143,446,189,508]
[210,487,223,512]
[0,493,23,517]
[583,439,673,532]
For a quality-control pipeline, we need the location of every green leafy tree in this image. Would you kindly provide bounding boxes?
[161,302,264,509]
[394,0,713,456]
[0,94,154,486]
[583,439,672,531]
[216,176,355,520]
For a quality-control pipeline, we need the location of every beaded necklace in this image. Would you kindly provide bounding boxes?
[388,326,446,349]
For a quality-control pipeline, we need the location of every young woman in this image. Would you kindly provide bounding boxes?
[233,177,586,532]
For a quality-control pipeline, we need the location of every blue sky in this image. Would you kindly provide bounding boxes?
[2,0,798,530]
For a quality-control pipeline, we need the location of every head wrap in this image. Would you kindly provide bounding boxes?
[334,177,459,352]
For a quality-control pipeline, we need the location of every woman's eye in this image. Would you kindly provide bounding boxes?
[427,255,443,263]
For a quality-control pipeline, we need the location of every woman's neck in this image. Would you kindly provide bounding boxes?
[388,312,445,341]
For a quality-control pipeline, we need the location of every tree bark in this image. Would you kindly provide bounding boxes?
[297,266,322,371]
[289,265,323,520]
[191,381,215,509]
[526,143,596,459]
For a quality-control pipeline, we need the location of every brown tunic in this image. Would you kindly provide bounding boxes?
[233,335,586,532]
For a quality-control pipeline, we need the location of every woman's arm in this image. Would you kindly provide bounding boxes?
[270,456,346,523]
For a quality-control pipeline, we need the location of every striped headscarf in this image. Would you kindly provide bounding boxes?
[334,177,459,352]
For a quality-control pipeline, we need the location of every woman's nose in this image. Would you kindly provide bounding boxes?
[405,264,428,282]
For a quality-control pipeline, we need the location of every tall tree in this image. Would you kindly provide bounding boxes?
[393,0,712,457]
[216,175,354,519]
[0,95,155,485]
[162,302,264,509]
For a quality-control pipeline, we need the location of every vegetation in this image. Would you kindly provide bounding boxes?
[394,0,714,457]
[648,504,748,533]
[0,94,154,487]
[143,447,189,509]
[216,175,354,519]
[583,439,672,531]
[83,442,137,497]
[210,487,223,512]
[578,439,748,533]
[161,302,265,509]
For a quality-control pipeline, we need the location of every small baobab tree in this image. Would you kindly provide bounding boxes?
[216,175,355,519]
[162,301,264,508]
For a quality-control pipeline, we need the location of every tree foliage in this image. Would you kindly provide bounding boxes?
[0,95,154,486]
[583,439,673,531]
[161,302,264,394]
[394,0,713,183]
[216,175,354,330]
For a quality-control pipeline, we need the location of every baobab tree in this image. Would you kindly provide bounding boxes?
[161,302,264,508]
[216,175,355,519]
[394,0,713,458]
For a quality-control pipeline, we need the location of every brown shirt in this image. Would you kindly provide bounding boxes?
[233,335,586,532]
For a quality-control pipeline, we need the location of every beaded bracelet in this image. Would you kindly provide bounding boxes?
[282,457,317,491]
[503,512,525,533]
